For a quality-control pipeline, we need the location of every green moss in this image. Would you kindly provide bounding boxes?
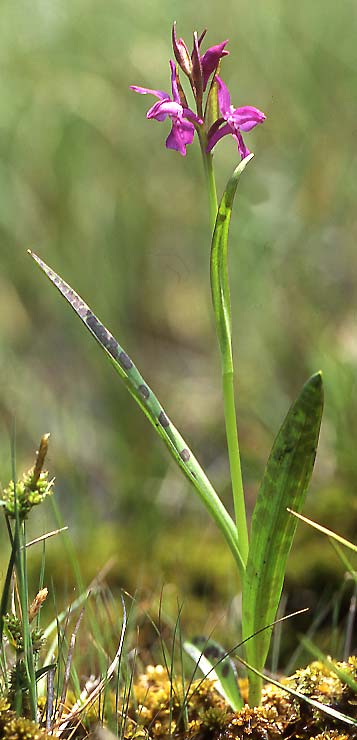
[2,716,48,740]
[0,699,48,740]
[125,658,357,740]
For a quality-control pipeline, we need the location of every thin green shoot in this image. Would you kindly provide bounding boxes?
[120,646,137,740]
[285,593,334,674]
[168,602,185,738]
[270,593,287,676]
[34,541,46,678]
[177,600,189,733]
[329,539,357,580]
[55,595,126,733]
[157,589,184,723]
[344,578,357,660]
[57,605,86,722]
[10,427,38,719]
[46,663,55,731]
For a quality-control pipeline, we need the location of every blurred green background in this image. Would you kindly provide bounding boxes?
[1,0,357,663]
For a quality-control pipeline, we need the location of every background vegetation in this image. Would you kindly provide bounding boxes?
[1,0,356,662]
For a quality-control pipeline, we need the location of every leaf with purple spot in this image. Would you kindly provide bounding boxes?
[184,637,243,711]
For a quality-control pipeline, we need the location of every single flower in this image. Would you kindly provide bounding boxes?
[130,60,202,156]
[207,76,265,159]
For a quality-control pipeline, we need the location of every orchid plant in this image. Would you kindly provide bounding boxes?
[29,24,323,707]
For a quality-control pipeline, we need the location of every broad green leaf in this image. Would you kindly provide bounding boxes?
[242,372,324,705]
[28,251,243,573]
[184,637,243,711]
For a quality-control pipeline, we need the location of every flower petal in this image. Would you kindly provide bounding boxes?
[233,131,250,159]
[170,59,181,104]
[182,107,203,124]
[206,122,232,152]
[201,41,229,90]
[166,118,195,156]
[229,105,266,131]
[215,76,231,116]
[130,85,169,100]
[191,31,203,103]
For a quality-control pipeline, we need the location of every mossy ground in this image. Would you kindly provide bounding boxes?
[4,657,355,740]
[122,658,357,739]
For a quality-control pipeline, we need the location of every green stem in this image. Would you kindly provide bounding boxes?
[198,129,218,231]
[19,521,38,720]
[199,136,249,565]
[222,370,249,565]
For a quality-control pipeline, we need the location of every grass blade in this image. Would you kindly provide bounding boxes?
[28,250,243,574]
[287,509,357,553]
[242,372,324,705]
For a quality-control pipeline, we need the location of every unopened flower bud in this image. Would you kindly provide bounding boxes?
[191,31,203,114]
[172,23,192,77]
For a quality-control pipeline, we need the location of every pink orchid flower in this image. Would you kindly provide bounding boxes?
[207,76,265,159]
[131,61,202,156]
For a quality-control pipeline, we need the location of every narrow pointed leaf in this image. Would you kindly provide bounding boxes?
[28,251,243,573]
[242,372,324,705]
[184,637,243,711]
